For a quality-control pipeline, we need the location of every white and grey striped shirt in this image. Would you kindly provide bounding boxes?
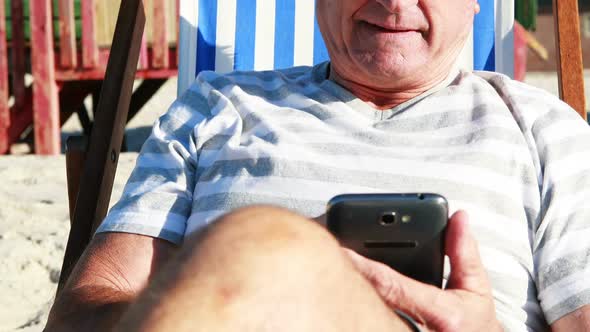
[98,62,590,331]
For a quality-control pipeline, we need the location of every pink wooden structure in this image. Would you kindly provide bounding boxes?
[0,1,8,154]
[0,0,179,155]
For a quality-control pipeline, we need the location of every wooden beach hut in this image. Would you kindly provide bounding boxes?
[0,0,179,155]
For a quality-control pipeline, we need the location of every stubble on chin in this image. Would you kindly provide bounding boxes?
[351,49,424,83]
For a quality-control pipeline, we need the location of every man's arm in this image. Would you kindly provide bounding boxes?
[45,232,178,332]
[551,305,590,331]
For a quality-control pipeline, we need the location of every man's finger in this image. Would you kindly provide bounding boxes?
[312,214,327,227]
[445,211,491,294]
[344,248,452,324]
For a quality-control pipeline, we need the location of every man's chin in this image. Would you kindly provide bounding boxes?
[358,63,427,87]
[352,52,427,77]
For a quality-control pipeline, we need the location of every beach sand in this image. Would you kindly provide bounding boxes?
[0,78,176,331]
[0,153,137,331]
[0,72,588,331]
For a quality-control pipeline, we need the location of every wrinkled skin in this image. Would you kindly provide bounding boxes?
[316,0,479,108]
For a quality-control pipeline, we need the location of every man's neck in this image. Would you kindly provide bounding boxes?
[328,66,452,110]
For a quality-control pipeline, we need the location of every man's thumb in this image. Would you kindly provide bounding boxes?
[445,211,491,294]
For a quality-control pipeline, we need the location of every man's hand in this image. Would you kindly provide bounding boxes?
[344,210,503,332]
[312,214,327,227]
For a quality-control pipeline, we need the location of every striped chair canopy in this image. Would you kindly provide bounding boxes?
[178,0,514,96]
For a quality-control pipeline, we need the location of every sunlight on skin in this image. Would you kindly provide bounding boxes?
[316,0,481,109]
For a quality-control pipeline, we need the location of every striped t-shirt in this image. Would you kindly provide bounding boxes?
[98,62,590,331]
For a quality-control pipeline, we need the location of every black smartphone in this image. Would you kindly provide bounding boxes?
[326,193,448,287]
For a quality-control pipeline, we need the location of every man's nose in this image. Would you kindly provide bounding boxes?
[375,0,419,13]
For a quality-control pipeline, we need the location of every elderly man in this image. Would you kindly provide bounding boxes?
[47,0,590,331]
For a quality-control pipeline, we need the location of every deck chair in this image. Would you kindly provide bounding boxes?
[175,0,514,95]
[57,0,587,295]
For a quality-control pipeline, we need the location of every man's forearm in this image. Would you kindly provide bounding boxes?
[45,286,135,332]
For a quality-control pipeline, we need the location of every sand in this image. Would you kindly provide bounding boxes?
[0,154,137,331]
[0,78,176,332]
[0,72,588,331]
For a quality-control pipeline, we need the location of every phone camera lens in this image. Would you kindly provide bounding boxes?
[380,212,397,226]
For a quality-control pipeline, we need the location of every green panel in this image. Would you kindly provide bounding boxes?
[4,0,82,41]
[515,0,538,30]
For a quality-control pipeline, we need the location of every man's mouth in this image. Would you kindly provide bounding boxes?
[362,21,421,35]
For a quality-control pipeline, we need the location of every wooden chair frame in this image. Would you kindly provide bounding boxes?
[56,0,587,294]
[57,0,146,294]
[553,0,587,118]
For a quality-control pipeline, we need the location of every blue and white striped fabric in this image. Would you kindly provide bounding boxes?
[178,0,514,96]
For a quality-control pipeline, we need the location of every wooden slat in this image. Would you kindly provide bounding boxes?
[139,32,149,69]
[176,0,180,42]
[81,0,99,68]
[58,0,78,68]
[65,136,88,225]
[58,0,146,294]
[0,0,9,154]
[152,0,169,68]
[56,68,178,81]
[30,0,61,155]
[94,0,112,47]
[96,0,178,47]
[10,0,26,110]
[7,87,33,146]
[553,0,587,120]
[53,47,178,81]
[176,0,180,65]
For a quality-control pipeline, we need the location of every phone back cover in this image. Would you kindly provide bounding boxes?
[327,194,447,287]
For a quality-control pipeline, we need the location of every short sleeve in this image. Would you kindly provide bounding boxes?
[96,85,213,244]
[531,104,590,324]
